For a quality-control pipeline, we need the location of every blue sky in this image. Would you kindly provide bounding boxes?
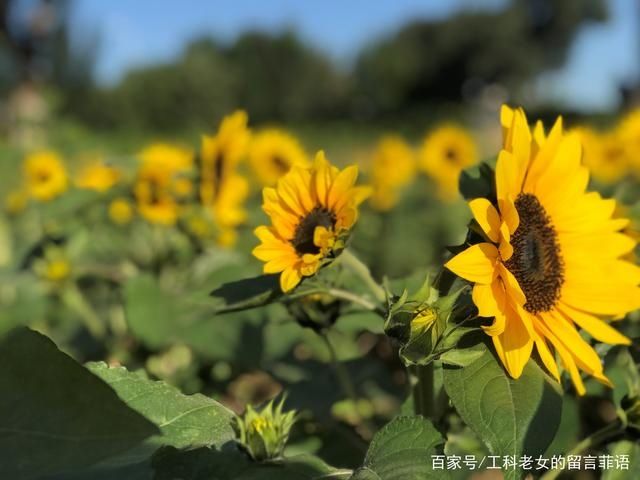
[69,0,639,112]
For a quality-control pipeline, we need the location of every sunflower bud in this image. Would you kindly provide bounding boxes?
[384,274,463,365]
[235,397,297,462]
[286,293,341,332]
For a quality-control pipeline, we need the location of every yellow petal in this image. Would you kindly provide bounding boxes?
[472,281,505,317]
[280,267,302,292]
[496,263,526,306]
[557,303,631,346]
[328,165,358,211]
[469,198,500,242]
[264,254,297,273]
[496,310,533,379]
[536,320,586,395]
[531,326,560,382]
[495,150,522,204]
[444,243,498,284]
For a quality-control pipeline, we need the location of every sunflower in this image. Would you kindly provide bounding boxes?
[199,111,251,243]
[75,159,121,192]
[445,105,639,395]
[369,135,416,211]
[134,143,193,225]
[618,109,640,174]
[249,128,309,186]
[574,127,629,184]
[23,151,68,201]
[253,151,369,292]
[419,124,478,201]
[108,197,133,225]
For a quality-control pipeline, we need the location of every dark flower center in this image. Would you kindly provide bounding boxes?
[504,193,564,313]
[271,155,290,174]
[444,147,458,163]
[36,170,51,182]
[292,206,336,255]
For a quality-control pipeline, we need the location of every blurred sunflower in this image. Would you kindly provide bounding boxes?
[134,143,193,226]
[419,124,477,201]
[249,128,309,186]
[618,109,640,174]
[574,127,629,184]
[369,135,416,211]
[108,197,133,225]
[253,151,369,292]
[23,150,68,201]
[445,105,639,395]
[199,110,251,244]
[75,159,121,192]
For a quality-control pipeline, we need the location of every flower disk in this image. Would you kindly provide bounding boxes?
[253,151,370,292]
[445,105,640,395]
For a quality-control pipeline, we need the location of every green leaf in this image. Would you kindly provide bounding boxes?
[210,274,283,313]
[123,274,283,366]
[87,362,235,464]
[603,440,640,480]
[0,328,158,479]
[151,445,344,480]
[458,162,495,201]
[351,416,448,480]
[438,328,486,367]
[443,350,562,480]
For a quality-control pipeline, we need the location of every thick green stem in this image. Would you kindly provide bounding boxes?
[411,265,455,419]
[541,420,624,480]
[411,363,435,418]
[339,249,386,303]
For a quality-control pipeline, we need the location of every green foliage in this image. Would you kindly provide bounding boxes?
[210,273,283,313]
[88,362,235,456]
[151,446,342,480]
[351,416,448,480]
[443,350,563,480]
[0,328,158,479]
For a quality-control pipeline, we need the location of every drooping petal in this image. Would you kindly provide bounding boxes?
[557,303,631,346]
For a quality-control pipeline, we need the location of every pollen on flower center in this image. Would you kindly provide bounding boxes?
[504,193,564,313]
[292,206,336,255]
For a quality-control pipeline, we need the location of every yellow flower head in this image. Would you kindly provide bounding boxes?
[253,151,370,292]
[134,143,193,225]
[617,109,640,173]
[249,128,309,186]
[33,248,71,284]
[108,197,133,225]
[75,159,121,192]
[445,105,639,395]
[419,124,477,201]
[24,151,68,201]
[574,127,629,184]
[369,135,416,211]
[200,111,251,231]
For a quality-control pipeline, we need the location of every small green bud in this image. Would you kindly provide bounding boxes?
[235,396,297,462]
[384,274,464,366]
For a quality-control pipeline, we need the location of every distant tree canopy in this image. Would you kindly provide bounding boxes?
[57,0,607,132]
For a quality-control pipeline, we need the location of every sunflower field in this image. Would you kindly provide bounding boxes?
[1,102,640,480]
[2,2,640,480]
